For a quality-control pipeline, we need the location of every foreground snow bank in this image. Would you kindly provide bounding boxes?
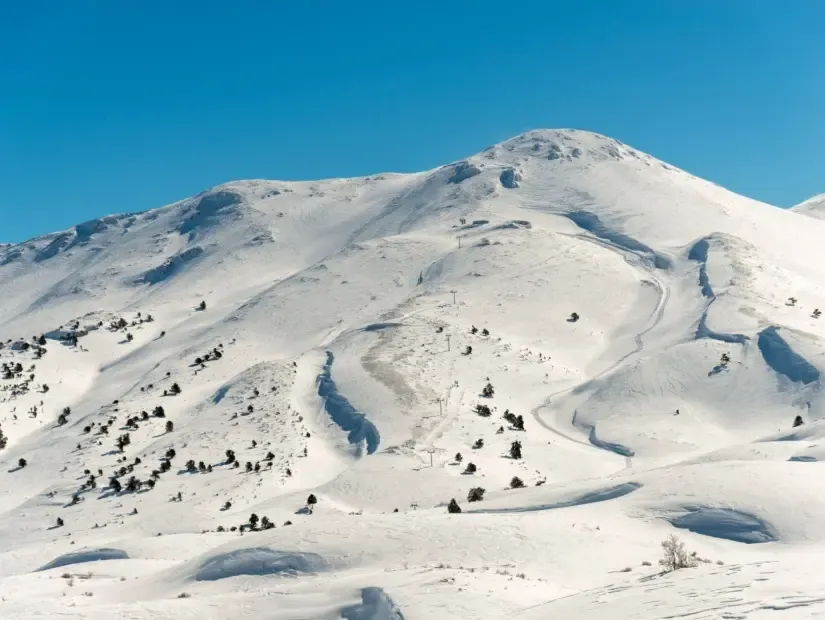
[669,507,777,543]
[36,548,129,572]
[194,547,328,581]
[340,587,405,620]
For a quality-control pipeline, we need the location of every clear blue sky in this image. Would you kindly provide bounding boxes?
[2,1,823,242]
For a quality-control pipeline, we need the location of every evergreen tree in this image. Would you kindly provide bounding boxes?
[510,440,522,460]
[467,487,485,502]
[447,499,461,513]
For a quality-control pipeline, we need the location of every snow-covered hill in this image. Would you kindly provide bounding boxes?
[1,129,825,619]
[792,193,825,220]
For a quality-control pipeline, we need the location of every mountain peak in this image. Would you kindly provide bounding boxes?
[483,128,648,164]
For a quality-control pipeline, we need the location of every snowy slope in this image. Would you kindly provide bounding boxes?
[792,193,825,220]
[1,129,825,618]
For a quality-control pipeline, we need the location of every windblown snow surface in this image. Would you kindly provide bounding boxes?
[1,130,825,618]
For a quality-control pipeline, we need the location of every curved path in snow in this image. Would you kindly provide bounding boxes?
[530,232,672,469]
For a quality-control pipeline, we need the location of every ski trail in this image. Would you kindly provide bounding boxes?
[531,232,671,467]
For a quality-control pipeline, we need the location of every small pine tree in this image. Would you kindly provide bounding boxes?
[169,383,181,395]
[447,499,461,513]
[165,420,174,433]
[198,300,207,311]
[482,383,494,398]
[793,415,804,427]
[307,493,318,507]
[510,476,525,489]
[454,452,463,463]
[510,440,522,460]
[18,457,26,469]
[56,517,64,527]
[463,462,477,474]
[472,438,484,449]
[467,487,485,502]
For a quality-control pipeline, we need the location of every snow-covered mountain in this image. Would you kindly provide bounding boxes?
[1,129,825,619]
[792,193,825,220]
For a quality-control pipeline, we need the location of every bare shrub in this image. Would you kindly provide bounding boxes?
[659,534,697,572]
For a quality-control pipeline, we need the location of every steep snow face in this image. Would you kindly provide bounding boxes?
[2,129,825,619]
[791,193,825,220]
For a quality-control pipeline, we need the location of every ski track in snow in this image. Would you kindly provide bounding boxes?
[530,229,671,470]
